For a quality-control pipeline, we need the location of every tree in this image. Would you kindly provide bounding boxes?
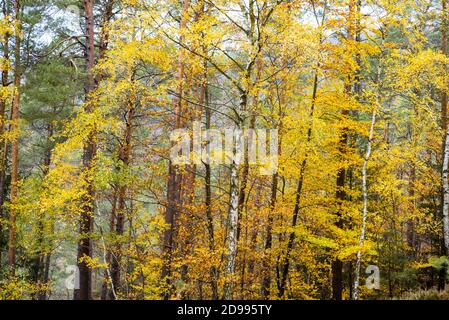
[7,0,21,276]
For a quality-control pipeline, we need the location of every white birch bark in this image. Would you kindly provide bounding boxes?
[223,127,242,299]
[353,110,376,300]
[442,0,449,257]
[442,123,449,254]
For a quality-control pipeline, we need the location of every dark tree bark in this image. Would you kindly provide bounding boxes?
[331,0,359,299]
[0,0,10,270]
[202,65,218,299]
[332,126,347,300]
[74,0,115,300]
[161,0,191,299]
[74,0,96,300]
[100,190,117,300]
[277,72,318,298]
[442,0,447,132]
[7,0,21,276]
[262,171,278,299]
[110,96,135,299]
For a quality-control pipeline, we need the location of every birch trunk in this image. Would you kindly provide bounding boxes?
[440,0,449,291]
[223,128,242,300]
[442,124,449,253]
[353,110,376,300]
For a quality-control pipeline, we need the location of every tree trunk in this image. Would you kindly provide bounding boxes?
[238,58,261,297]
[353,110,376,300]
[161,0,191,299]
[332,0,358,300]
[278,71,318,298]
[110,97,134,299]
[223,2,261,297]
[0,0,10,270]
[262,171,278,299]
[440,0,449,291]
[203,65,218,299]
[442,122,449,255]
[8,0,21,276]
[223,139,240,300]
[332,153,346,300]
[100,189,117,300]
[262,96,283,299]
[442,0,447,132]
[74,0,96,300]
[38,252,52,300]
[248,182,262,288]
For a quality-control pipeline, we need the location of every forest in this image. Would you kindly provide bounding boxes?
[0,0,449,300]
